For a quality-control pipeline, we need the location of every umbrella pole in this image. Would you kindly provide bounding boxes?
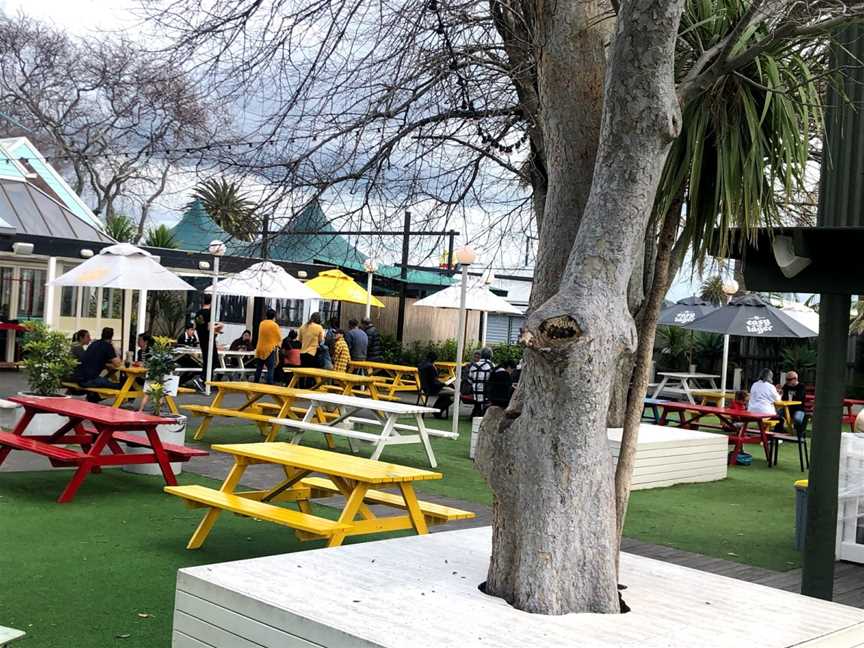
[365,271,373,320]
[137,289,148,338]
[452,265,469,439]
[719,334,730,408]
[481,311,488,348]
[74,287,83,333]
[205,257,220,397]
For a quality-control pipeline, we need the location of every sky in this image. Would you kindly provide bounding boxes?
[0,0,710,295]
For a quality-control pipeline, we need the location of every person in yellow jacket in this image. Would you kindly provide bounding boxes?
[331,329,351,373]
[254,308,282,384]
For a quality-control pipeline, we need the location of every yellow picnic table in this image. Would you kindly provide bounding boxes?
[165,443,475,549]
[286,367,382,399]
[433,361,460,384]
[63,365,186,414]
[182,381,333,442]
[349,360,420,400]
[692,390,802,429]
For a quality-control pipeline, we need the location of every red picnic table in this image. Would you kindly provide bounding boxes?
[655,400,779,466]
[0,396,207,502]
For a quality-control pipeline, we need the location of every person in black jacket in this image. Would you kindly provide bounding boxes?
[418,352,453,418]
[780,370,807,434]
[487,360,517,408]
[361,317,382,361]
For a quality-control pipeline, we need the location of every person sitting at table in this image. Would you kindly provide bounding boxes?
[487,360,517,408]
[332,329,351,373]
[277,330,302,384]
[75,327,122,402]
[418,352,453,418]
[779,370,807,435]
[747,369,781,416]
[729,390,748,412]
[70,329,91,362]
[176,322,198,347]
[230,329,254,352]
[254,310,282,384]
[134,332,153,365]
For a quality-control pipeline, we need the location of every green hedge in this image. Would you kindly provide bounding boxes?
[380,334,523,367]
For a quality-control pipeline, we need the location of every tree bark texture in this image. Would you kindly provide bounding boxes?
[614,197,683,549]
[529,0,610,307]
[476,0,684,615]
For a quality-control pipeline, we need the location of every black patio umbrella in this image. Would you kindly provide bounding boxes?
[682,294,817,403]
[658,296,719,327]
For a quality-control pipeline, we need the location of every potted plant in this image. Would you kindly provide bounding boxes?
[126,337,188,476]
[20,322,77,396]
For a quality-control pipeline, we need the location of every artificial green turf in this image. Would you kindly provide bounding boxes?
[0,470,413,648]
[0,418,806,646]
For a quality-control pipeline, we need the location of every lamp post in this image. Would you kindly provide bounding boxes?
[452,245,475,438]
[718,279,739,408]
[205,240,227,396]
[363,258,379,319]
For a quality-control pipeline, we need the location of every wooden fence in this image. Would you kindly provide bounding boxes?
[340,295,482,344]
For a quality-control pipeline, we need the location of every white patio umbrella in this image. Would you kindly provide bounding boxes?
[414,273,522,438]
[50,242,195,352]
[205,261,320,300]
[201,260,321,390]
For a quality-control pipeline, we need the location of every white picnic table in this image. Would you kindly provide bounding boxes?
[650,371,720,405]
[0,625,24,646]
[173,346,256,377]
[271,392,458,468]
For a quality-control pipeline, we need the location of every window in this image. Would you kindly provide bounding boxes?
[0,267,12,319]
[318,300,341,326]
[60,264,79,317]
[219,295,247,324]
[17,268,46,319]
[273,299,304,327]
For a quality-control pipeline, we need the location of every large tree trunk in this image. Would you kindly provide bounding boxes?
[476,0,684,615]
[614,197,683,548]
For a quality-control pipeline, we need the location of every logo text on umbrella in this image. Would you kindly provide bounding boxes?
[746,316,773,335]
[674,311,696,324]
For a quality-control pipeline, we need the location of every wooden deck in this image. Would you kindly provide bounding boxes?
[622,537,864,608]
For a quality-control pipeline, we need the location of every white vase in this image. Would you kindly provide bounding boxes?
[123,414,187,476]
[144,374,180,397]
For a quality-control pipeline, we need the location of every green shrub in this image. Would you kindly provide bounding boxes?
[378,334,521,366]
[20,322,78,395]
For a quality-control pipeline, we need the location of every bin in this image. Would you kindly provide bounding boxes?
[794,479,808,551]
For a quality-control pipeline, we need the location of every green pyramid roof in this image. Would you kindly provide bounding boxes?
[265,200,367,267]
[170,200,241,254]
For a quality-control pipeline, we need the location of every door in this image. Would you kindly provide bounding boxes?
[837,432,864,563]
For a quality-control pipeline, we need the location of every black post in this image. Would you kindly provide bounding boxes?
[396,211,411,341]
[251,213,271,345]
[801,293,850,599]
[447,231,455,273]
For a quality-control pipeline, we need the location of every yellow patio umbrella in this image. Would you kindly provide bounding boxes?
[305,269,385,307]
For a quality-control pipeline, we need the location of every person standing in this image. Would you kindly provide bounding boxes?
[468,347,495,417]
[344,319,368,361]
[780,370,807,434]
[298,312,325,369]
[331,329,351,373]
[361,317,382,361]
[747,368,781,416]
[254,309,282,384]
[192,294,222,392]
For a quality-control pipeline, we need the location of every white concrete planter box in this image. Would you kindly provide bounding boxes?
[123,414,187,476]
[172,527,864,648]
[608,423,728,490]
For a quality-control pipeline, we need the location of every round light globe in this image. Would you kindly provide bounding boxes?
[208,240,227,257]
[363,258,379,273]
[455,245,476,265]
[722,279,739,296]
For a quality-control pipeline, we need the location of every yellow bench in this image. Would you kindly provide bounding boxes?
[165,484,349,548]
[302,476,474,524]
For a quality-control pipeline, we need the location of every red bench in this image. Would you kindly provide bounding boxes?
[111,432,208,460]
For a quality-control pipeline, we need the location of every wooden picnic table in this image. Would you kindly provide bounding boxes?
[173,346,256,377]
[165,443,474,549]
[433,361,460,384]
[286,367,381,399]
[0,396,206,502]
[651,372,720,405]
[63,365,188,414]
[276,391,457,467]
[182,381,331,442]
[642,397,668,424]
[349,360,420,400]
[692,390,802,429]
[655,400,779,465]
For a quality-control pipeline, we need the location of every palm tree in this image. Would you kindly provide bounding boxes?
[104,214,136,242]
[699,276,727,306]
[143,224,179,249]
[191,177,259,241]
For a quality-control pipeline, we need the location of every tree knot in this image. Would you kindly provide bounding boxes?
[539,315,581,341]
